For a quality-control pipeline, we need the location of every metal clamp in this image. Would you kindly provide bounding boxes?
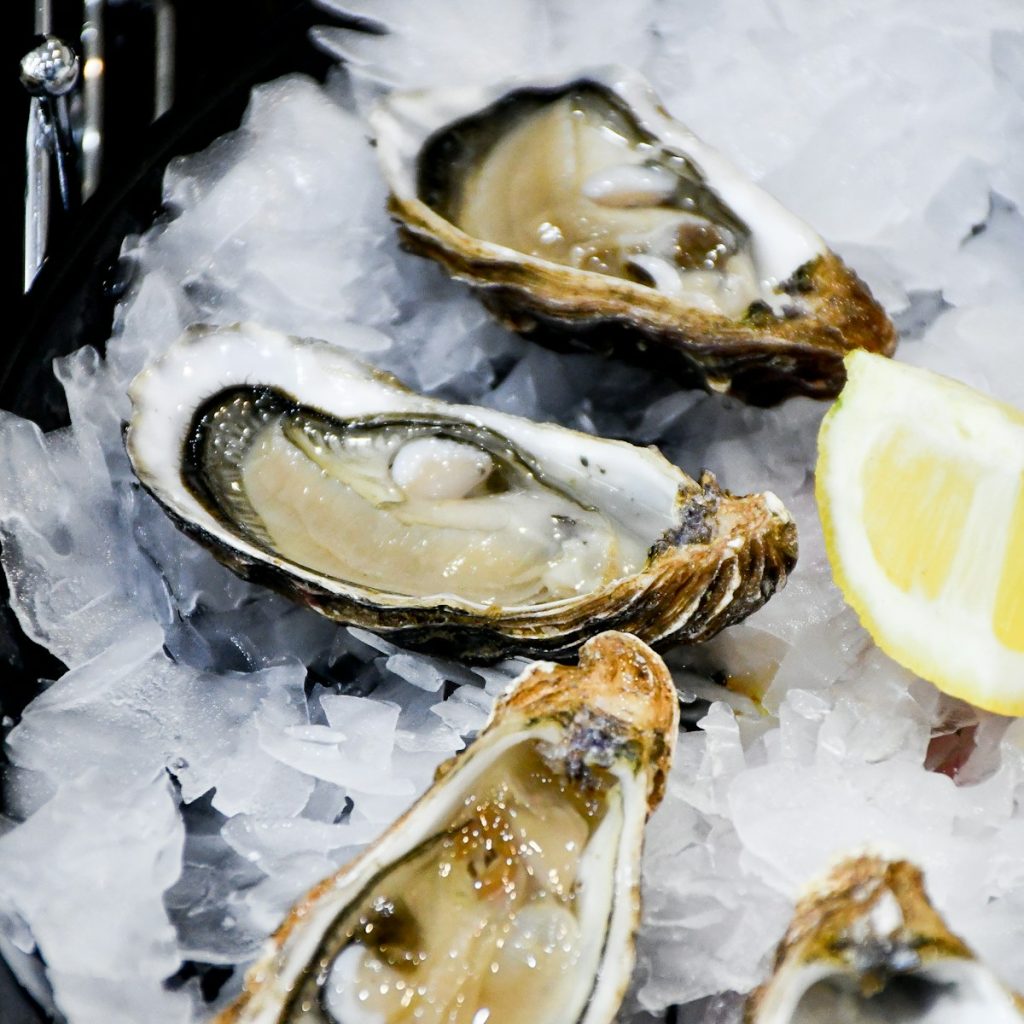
[20,2,178,292]
[21,35,80,292]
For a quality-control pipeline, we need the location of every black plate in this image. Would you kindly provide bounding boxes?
[2,2,357,1018]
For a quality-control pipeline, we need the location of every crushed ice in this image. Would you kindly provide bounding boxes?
[2,1,1024,1022]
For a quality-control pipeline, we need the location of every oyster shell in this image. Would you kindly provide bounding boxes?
[747,855,1024,1023]
[214,630,678,1024]
[372,66,896,406]
[125,322,797,659]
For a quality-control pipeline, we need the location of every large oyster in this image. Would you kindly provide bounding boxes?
[214,630,678,1024]
[747,855,1024,1023]
[372,66,896,406]
[125,322,797,659]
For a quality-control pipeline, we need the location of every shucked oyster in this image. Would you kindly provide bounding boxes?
[747,855,1024,1023]
[372,66,896,406]
[125,322,797,659]
[214,630,678,1024]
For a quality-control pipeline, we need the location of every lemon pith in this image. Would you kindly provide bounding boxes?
[817,351,1024,716]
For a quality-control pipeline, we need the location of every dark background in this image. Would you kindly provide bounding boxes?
[4,3,346,1019]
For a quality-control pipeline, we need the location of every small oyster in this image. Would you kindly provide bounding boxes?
[214,630,678,1024]
[372,66,896,405]
[125,322,797,659]
[747,855,1024,1023]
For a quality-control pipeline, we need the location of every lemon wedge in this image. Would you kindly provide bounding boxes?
[817,351,1024,715]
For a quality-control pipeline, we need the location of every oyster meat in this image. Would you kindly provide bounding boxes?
[214,630,679,1024]
[373,66,896,405]
[125,322,797,659]
[747,855,1024,1023]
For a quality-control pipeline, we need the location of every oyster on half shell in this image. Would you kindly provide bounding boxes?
[372,66,896,406]
[747,855,1024,1023]
[125,322,797,659]
[214,630,678,1024]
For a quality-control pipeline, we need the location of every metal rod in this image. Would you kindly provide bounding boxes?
[24,100,51,292]
[25,0,55,291]
[81,0,105,200]
[34,0,52,35]
[21,37,80,289]
[153,0,176,120]
[48,93,77,212]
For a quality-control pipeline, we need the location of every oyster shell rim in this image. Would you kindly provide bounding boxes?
[125,322,798,660]
[745,854,1024,1023]
[212,630,680,1024]
[372,65,897,406]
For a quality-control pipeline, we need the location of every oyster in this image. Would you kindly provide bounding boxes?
[747,855,1024,1023]
[214,630,678,1024]
[372,66,896,406]
[125,322,797,659]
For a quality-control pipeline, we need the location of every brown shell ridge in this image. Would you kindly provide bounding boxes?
[641,475,798,645]
[389,196,896,406]
[745,855,1024,1022]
